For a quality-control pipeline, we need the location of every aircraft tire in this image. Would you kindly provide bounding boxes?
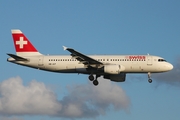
[93,80,99,86]
[89,75,94,81]
[148,79,152,83]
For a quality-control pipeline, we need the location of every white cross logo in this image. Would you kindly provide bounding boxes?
[16,37,28,49]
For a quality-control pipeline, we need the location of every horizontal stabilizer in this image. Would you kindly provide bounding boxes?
[7,53,28,61]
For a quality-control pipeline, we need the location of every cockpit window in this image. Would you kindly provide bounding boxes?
[158,59,167,62]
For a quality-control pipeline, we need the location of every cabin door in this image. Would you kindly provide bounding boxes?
[38,56,44,67]
[147,56,152,65]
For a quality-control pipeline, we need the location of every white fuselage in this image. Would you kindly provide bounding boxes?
[8,29,174,85]
[8,55,173,74]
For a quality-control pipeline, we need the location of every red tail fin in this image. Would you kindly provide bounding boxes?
[11,29,41,56]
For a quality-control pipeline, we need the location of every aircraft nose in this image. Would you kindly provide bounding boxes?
[167,63,173,70]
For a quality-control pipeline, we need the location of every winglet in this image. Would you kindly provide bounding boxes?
[63,46,67,50]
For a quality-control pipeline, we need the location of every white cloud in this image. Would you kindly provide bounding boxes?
[0,76,61,116]
[0,76,130,118]
[0,116,24,120]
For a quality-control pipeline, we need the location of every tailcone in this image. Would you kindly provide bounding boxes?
[7,57,15,62]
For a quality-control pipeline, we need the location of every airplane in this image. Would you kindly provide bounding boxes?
[7,29,173,86]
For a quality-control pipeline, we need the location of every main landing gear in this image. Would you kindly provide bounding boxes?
[148,72,152,83]
[88,74,100,86]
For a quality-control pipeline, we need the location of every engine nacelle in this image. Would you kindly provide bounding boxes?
[104,73,126,82]
[104,65,125,74]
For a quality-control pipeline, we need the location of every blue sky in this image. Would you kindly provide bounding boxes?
[1,0,180,120]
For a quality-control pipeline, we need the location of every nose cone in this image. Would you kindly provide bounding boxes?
[167,63,173,71]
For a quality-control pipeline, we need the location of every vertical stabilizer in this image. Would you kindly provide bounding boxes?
[11,29,42,56]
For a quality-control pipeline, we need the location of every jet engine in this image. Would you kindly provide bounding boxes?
[104,64,125,74]
[104,73,126,82]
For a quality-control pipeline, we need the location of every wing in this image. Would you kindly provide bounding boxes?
[63,46,102,65]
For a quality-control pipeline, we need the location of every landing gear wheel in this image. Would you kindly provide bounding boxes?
[147,72,152,83]
[148,79,152,83]
[93,80,99,86]
[88,75,94,81]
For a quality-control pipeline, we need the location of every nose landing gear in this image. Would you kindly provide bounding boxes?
[148,79,152,83]
[88,74,100,86]
[148,72,152,83]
